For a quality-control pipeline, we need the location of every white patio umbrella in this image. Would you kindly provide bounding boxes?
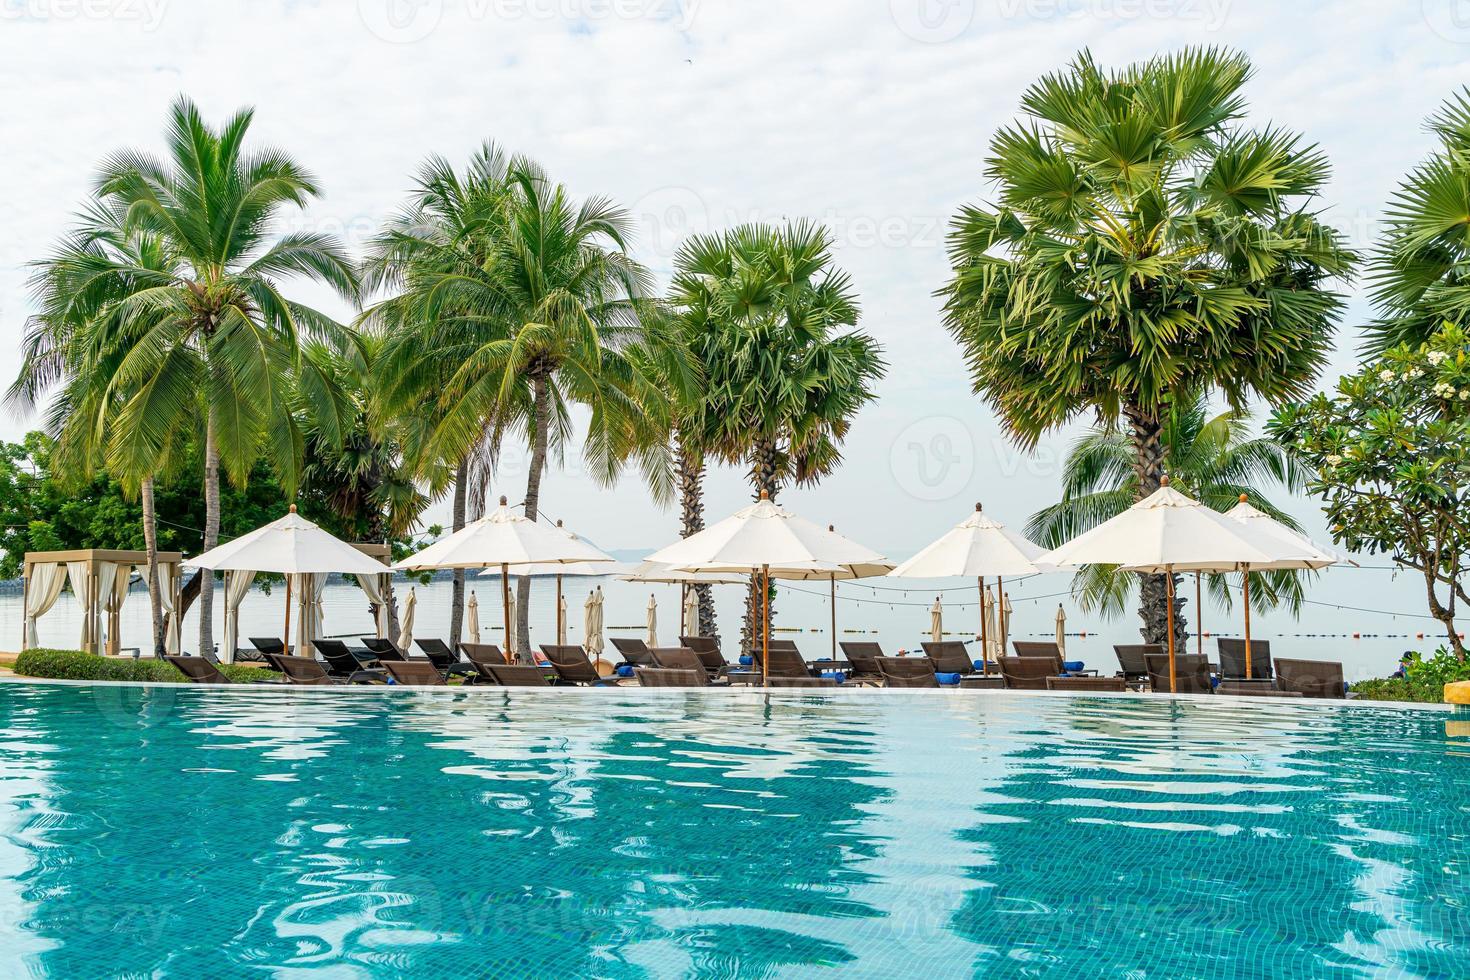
[481,543,626,651]
[1040,478,1314,692]
[584,587,606,672]
[398,587,417,649]
[888,503,1051,672]
[646,594,659,647]
[396,496,614,662]
[188,505,388,657]
[930,598,943,643]
[466,590,482,645]
[1055,604,1066,655]
[646,492,891,686]
[683,588,699,637]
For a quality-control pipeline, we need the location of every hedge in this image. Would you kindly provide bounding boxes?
[13,649,272,684]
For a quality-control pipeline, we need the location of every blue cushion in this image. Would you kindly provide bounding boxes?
[616,665,634,678]
[819,671,845,684]
[972,660,986,671]
[739,655,753,666]
[1063,661,1085,673]
[1210,675,1221,689]
[936,672,962,686]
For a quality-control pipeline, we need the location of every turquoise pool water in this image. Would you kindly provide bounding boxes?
[0,684,1466,977]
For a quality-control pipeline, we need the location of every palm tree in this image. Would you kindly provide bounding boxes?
[940,48,1354,645]
[1365,88,1470,355]
[670,222,886,652]
[77,97,359,655]
[1029,397,1312,637]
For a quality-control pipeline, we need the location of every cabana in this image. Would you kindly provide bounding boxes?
[21,549,185,656]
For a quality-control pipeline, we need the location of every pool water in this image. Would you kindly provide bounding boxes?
[0,684,1466,977]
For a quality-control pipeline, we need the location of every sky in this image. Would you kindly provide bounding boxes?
[2,0,1467,643]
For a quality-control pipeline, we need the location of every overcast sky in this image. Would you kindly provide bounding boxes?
[3,0,1467,631]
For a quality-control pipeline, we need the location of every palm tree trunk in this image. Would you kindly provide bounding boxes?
[516,370,551,661]
[676,435,716,639]
[199,411,220,657]
[141,476,165,657]
[449,457,468,648]
[1124,403,1186,649]
[741,437,782,656]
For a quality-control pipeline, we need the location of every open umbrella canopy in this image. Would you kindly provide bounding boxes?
[480,561,630,579]
[187,506,386,575]
[889,503,1052,578]
[1039,481,1311,574]
[394,498,614,571]
[646,492,890,576]
[1224,498,1348,571]
[619,560,747,585]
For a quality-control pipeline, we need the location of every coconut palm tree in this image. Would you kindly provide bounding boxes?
[76,97,359,655]
[940,48,1354,645]
[1029,397,1312,637]
[670,221,886,653]
[1365,88,1470,355]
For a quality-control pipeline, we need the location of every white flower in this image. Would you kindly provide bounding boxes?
[1325,454,1344,467]
[1429,351,1448,366]
[1379,369,1396,382]
[1461,389,1470,401]
[1434,382,1456,398]
[1411,368,1425,379]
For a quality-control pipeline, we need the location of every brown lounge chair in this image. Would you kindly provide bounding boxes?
[1145,654,1213,694]
[1113,644,1161,685]
[875,657,940,688]
[415,638,478,680]
[383,660,447,686]
[360,637,411,663]
[999,656,1059,690]
[651,647,728,681]
[679,635,733,676]
[312,639,386,682]
[609,637,658,668]
[1217,638,1275,680]
[166,656,233,684]
[479,663,552,686]
[760,647,821,680]
[541,645,619,686]
[768,676,839,688]
[636,667,711,687]
[922,641,986,684]
[1217,680,1303,698]
[1046,676,1127,692]
[266,653,344,685]
[1275,658,1346,699]
[838,642,886,684]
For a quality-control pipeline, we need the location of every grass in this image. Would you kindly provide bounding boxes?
[13,649,274,684]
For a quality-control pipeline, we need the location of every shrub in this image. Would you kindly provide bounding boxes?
[13,649,271,684]
[1349,647,1470,703]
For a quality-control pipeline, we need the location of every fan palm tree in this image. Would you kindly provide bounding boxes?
[1029,397,1313,637]
[1365,88,1470,355]
[940,48,1354,645]
[72,97,359,655]
[670,221,886,653]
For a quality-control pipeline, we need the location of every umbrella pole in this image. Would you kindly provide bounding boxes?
[1196,572,1203,657]
[762,564,770,689]
[830,573,836,660]
[978,576,987,674]
[283,573,292,655]
[1166,567,1177,694]
[557,575,564,646]
[500,563,513,664]
[997,576,1005,655]
[1243,567,1253,680]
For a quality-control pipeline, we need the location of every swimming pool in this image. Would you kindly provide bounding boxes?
[0,683,1465,977]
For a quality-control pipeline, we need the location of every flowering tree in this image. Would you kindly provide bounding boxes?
[1270,325,1470,658]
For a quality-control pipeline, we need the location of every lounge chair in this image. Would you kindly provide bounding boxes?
[1145,653,1213,694]
[541,645,619,686]
[999,657,1058,690]
[635,667,710,687]
[651,647,713,673]
[1217,638,1275,680]
[921,641,989,685]
[679,635,733,675]
[312,639,386,682]
[768,676,839,688]
[1112,644,1161,685]
[1217,680,1303,698]
[383,660,446,686]
[1275,658,1346,699]
[266,653,345,685]
[166,655,233,684]
[249,637,288,656]
[838,642,886,684]
[1046,676,1127,692]
[360,637,410,663]
[479,663,552,686]
[875,657,940,689]
[761,647,826,680]
[1013,639,1093,675]
[414,638,478,680]
[609,637,658,668]
[461,643,507,683]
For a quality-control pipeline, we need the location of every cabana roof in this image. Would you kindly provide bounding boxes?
[24,549,184,567]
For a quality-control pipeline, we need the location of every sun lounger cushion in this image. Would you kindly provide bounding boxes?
[972,660,986,671]
[739,655,753,665]
[935,672,962,686]
[1063,661,1085,673]
[616,665,634,677]
[818,670,845,684]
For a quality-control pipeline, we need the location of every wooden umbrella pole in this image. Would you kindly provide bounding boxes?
[978,575,988,674]
[997,575,1006,655]
[1196,572,1203,656]
[762,564,770,689]
[556,574,564,644]
[500,563,513,664]
[1243,567,1253,680]
[1166,567,1177,693]
[283,573,293,655]
[830,573,837,660]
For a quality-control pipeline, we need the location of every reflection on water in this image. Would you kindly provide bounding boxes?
[0,685,1466,976]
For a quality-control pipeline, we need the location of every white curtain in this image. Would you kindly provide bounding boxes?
[24,562,67,650]
[96,563,126,656]
[66,562,97,652]
[159,563,181,656]
[223,570,256,664]
[358,573,391,639]
[293,573,328,659]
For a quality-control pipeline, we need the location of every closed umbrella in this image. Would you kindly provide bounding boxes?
[467,590,482,645]
[1002,590,1013,653]
[983,587,1001,661]
[397,496,614,663]
[683,587,699,637]
[584,587,606,673]
[398,587,416,649]
[1040,478,1312,692]
[1055,604,1066,656]
[888,503,1051,673]
[647,492,891,686]
[646,594,659,648]
[930,598,943,643]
